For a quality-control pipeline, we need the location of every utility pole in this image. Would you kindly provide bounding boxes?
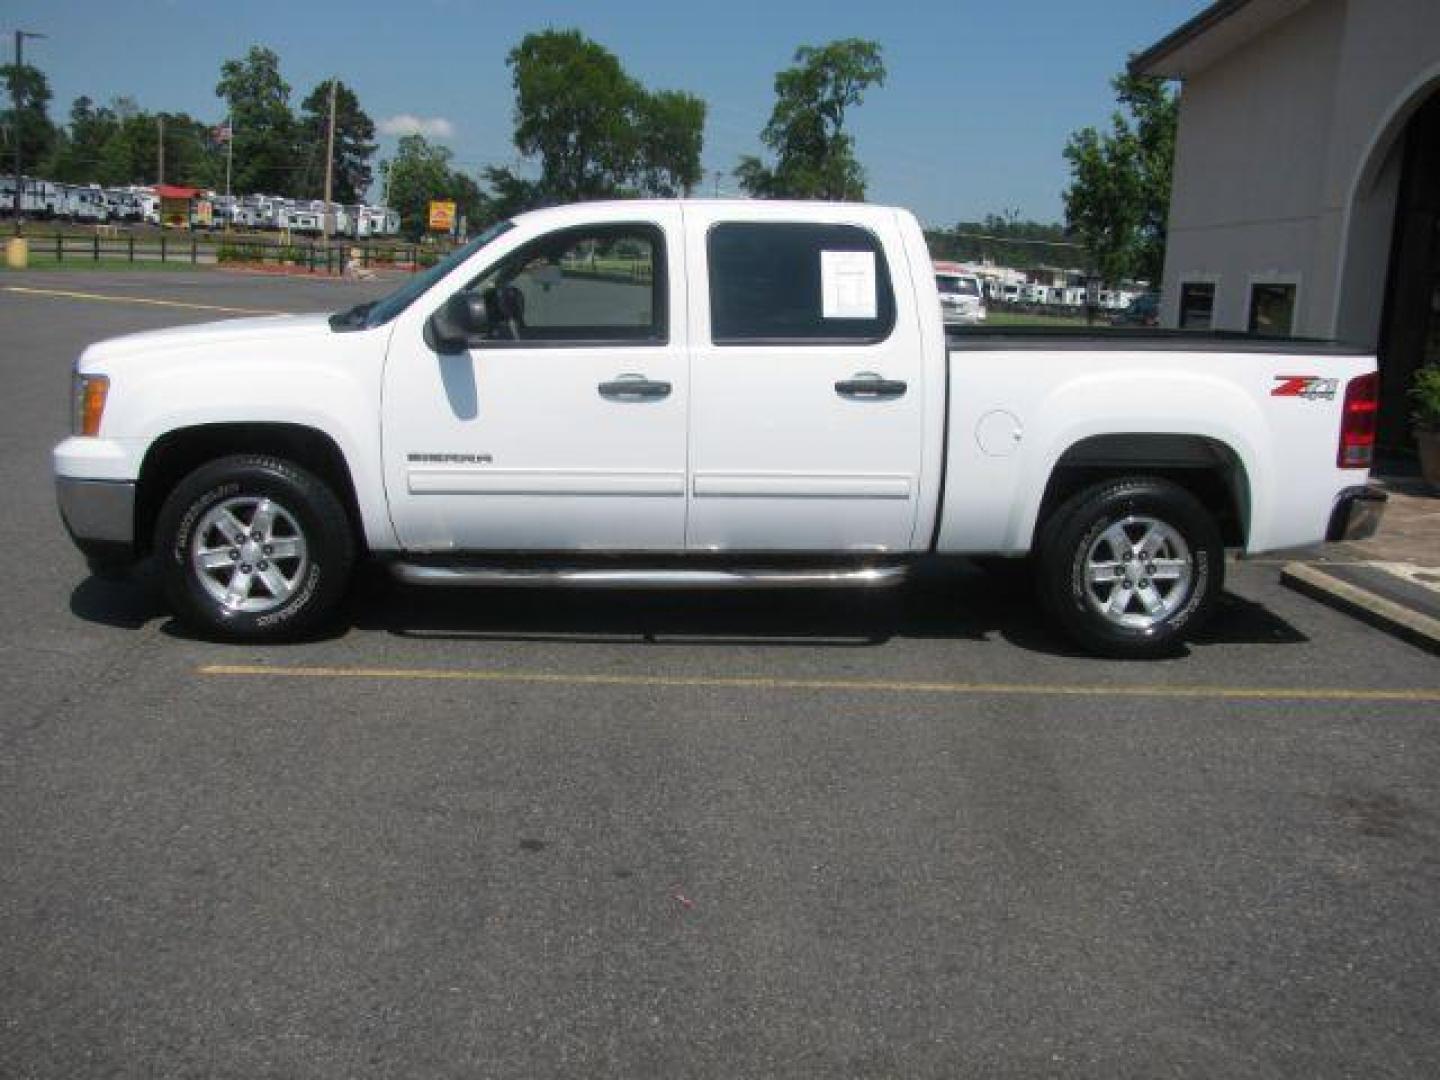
[156,114,165,185]
[10,29,46,236]
[322,78,337,239]
[224,114,233,198]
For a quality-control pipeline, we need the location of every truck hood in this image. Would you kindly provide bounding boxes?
[83,313,335,362]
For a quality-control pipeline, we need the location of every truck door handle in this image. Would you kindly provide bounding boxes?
[598,374,672,401]
[835,372,908,400]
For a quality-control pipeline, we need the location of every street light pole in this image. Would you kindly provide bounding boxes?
[10,29,46,236]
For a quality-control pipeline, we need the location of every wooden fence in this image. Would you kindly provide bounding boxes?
[21,232,448,274]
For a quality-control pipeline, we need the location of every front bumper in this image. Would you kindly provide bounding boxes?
[56,476,137,571]
[1326,485,1387,543]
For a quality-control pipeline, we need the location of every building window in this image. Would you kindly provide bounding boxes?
[1248,283,1296,337]
[1179,282,1215,330]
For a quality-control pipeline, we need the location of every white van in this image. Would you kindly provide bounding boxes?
[933,264,987,325]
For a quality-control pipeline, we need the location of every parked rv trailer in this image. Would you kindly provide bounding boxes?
[249,195,284,230]
[2,169,401,239]
[17,179,65,218]
[230,199,260,229]
[62,185,110,223]
[279,203,323,234]
[358,204,400,236]
[101,189,142,223]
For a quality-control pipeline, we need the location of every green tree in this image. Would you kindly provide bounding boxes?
[297,79,376,203]
[58,106,220,188]
[84,98,152,185]
[496,29,706,203]
[925,212,1083,272]
[215,45,297,194]
[477,165,540,224]
[449,171,486,234]
[1062,66,1177,284]
[156,112,224,189]
[507,29,634,200]
[47,96,110,181]
[736,39,885,200]
[383,132,484,239]
[96,113,160,185]
[635,89,705,197]
[1,62,58,178]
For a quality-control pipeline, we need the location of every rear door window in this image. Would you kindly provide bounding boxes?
[707,222,896,345]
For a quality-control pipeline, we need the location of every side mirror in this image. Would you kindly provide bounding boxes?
[424,292,487,353]
[483,284,526,325]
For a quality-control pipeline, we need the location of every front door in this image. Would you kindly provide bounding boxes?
[683,213,927,552]
[382,211,689,551]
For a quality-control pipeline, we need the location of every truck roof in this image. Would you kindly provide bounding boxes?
[511,198,907,227]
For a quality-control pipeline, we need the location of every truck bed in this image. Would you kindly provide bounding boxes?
[945,326,1372,355]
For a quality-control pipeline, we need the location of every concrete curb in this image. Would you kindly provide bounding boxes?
[1281,562,1440,656]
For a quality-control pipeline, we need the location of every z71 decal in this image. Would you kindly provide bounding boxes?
[1271,375,1339,401]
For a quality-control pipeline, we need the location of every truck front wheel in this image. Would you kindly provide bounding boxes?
[154,455,355,641]
[1036,477,1223,659]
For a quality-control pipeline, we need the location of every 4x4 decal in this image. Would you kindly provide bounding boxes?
[1272,375,1339,401]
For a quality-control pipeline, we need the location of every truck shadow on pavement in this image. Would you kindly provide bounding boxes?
[342,561,1309,658]
[69,560,1308,658]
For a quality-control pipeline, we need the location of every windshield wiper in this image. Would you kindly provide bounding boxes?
[329,300,377,332]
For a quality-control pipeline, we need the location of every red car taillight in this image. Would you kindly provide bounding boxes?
[1338,372,1378,469]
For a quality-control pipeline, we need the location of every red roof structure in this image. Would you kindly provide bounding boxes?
[153,184,202,199]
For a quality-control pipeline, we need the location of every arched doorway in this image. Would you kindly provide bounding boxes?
[1376,90,1440,450]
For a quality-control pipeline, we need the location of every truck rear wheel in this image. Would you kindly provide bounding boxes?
[1036,477,1223,658]
[154,455,355,641]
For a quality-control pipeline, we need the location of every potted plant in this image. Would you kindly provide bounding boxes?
[1412,362,1440,489]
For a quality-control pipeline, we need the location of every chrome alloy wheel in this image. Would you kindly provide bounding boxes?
[1082,515,1195,630]
[190,496,309,613]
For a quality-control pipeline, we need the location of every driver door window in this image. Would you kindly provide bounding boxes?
[466,224,667,344]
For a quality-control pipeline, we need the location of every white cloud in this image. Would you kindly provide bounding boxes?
[378,114,456,139]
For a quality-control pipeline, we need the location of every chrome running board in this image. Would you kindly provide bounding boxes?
[389,563,909,590]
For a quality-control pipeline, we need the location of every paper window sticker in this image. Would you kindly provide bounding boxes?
[821,250,877,319]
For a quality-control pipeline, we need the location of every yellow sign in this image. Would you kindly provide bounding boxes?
[428,200,457,232]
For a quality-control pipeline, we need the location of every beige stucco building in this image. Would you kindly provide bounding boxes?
[1136,0,1440,447]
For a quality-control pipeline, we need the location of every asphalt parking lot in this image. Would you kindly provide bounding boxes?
[3,270,1439,1078]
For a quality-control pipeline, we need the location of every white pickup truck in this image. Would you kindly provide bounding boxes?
[54,200,1385,657]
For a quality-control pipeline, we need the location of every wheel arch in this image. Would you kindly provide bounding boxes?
[1031,433,1252,549]
[135,422,366,556]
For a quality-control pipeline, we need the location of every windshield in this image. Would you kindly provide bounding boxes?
[936,275,980,297]
[344,220,515,329]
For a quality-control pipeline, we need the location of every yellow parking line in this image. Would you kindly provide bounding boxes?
[197,663,1440,703]
[3,285,286,316]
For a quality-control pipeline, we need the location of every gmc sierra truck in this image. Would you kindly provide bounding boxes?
[54,200,1385,657]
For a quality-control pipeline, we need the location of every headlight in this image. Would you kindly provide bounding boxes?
[73,373,110,436]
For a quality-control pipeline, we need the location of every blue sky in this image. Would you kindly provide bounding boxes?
[6,0,1207,227]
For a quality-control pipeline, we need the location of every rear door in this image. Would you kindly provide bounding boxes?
[684,209,927,552]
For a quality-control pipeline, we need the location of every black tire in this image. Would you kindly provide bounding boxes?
[154,455,355,641]
[1036,477,1224,659]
